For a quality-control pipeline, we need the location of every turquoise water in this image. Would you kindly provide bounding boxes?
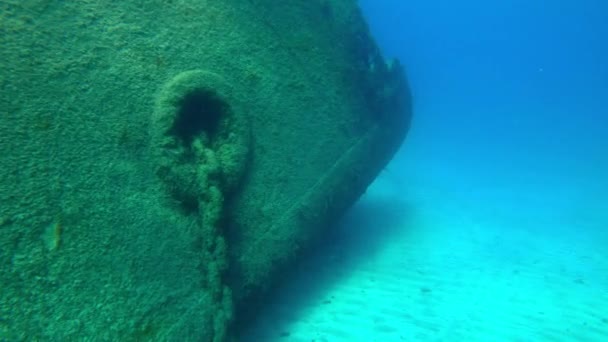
[244,0,608,340]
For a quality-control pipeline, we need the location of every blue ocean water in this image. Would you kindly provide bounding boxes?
[244,1,608,341]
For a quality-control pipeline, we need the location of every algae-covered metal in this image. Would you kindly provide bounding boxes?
[0,0,411,340]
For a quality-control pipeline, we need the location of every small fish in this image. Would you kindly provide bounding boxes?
[42,215,62,251]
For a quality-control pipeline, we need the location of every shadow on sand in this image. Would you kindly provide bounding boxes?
[238,188,412,341]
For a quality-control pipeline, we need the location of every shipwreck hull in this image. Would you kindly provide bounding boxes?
[0,1,411,340]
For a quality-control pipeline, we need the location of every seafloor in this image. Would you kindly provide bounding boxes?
[242,113,608,341]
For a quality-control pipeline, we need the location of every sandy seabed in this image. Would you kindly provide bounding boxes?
[243,142,608,342]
